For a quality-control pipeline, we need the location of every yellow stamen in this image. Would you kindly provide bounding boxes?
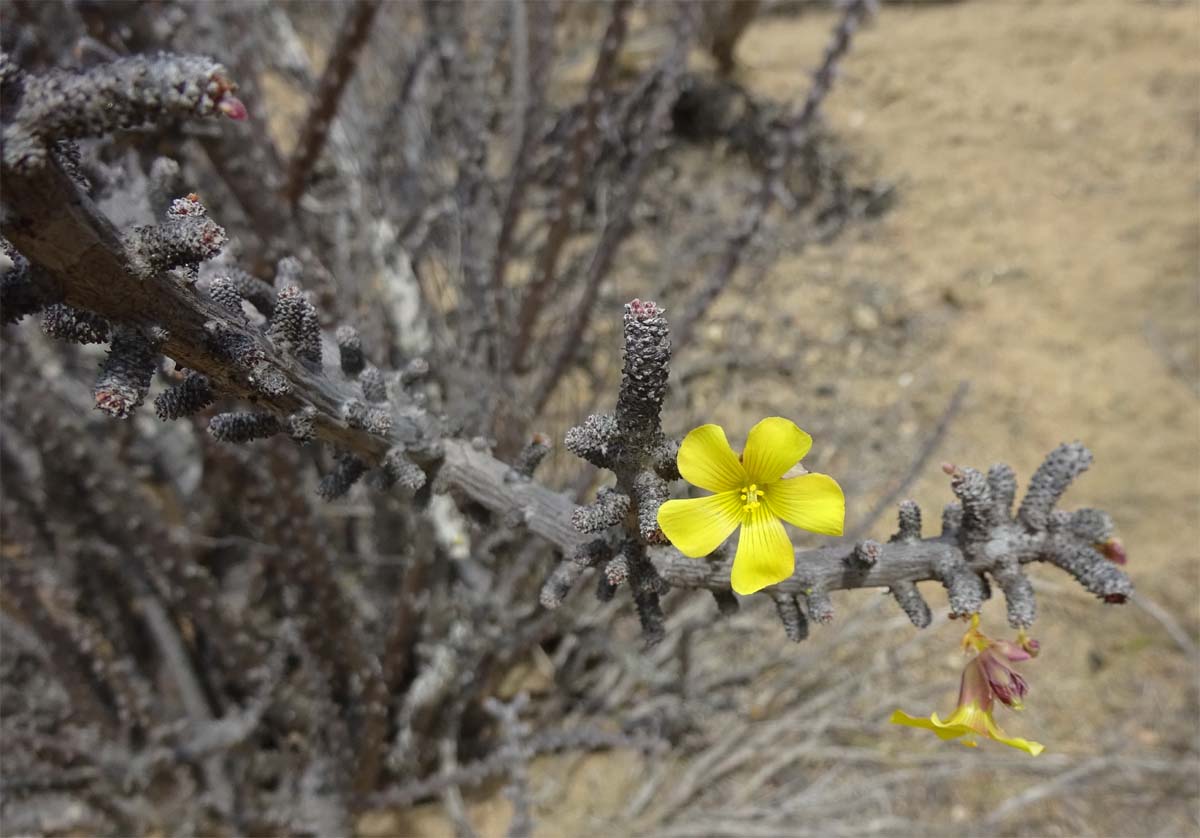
[740,483,764,511]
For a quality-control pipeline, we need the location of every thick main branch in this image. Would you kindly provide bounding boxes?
[1,161,405,460]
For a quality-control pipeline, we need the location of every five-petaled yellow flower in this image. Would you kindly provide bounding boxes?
[656,417,845,595]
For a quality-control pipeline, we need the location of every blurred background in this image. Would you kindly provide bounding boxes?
[1,1,1197,836]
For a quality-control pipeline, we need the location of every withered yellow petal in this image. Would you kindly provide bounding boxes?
[890,708,1044,756]
[983,712,1045,756]
[766,473,845,536]
[742,417,813,484]
[677,424,747,493]
[657,492,743,558]
[890,710,974,741]
[730,504,794,595]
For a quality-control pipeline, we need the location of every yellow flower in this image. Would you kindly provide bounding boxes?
[656,417,845,595]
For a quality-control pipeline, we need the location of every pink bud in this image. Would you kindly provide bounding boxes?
[218,96,248,121]
[627,298,662,320]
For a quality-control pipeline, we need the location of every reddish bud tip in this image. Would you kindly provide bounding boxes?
[646,527,668,545]
[627,298,662,320]
[218,96,248,121]
[1103,593,1128,604]
[1098,538,1127,565]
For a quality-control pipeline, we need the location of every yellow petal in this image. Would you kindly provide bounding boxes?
[890,710,974,742]
[678,424,747,493]
[983,712,1045,756]
[742,417,813,484]
[891,709,1045,756]
[730,504,793,595]
[890,709,936,730]
[657,492,743,558]
[766,473,845,536]
[992,734,1044,756]
[942,701,993,736]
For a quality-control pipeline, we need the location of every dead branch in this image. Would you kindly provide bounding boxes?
[672,0,876,351]
[843,380,969,542]
[509,0,631,372]
[281,0,381,208]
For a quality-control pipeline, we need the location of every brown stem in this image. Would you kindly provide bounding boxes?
[281,0,381,209]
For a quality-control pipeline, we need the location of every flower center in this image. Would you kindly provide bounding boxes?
[950,702,993,737]
[740,483,764,511]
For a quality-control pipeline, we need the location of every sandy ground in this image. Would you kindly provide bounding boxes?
[371,1,1199,835]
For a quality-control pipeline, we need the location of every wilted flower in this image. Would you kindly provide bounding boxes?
[976,644,1031,710]
[656,418,844,595]
[891,615,1044,756]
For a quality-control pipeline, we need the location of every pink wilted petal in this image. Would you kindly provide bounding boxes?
[956,658,993,712]
[991,638,1033,662]
[218,96,248,121]
[978,648,1030,709]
